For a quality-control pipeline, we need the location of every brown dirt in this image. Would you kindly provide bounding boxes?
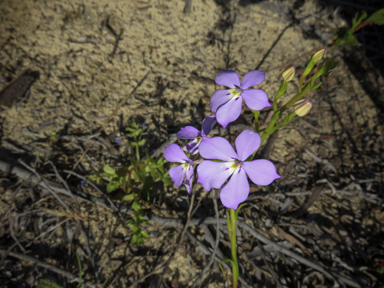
[1,0,384,287]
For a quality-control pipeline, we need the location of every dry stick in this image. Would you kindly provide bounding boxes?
[65,71,150,180]
[0,160,371,287]
[151,216,362,288]
[238,221,360,288]
[26,218,71,247]
[0,249,96,288]
[46,160,79,208]
[156,189,197,288]
[191,189,221,288]
[18,160,71,211]
[63,170,129,226]
[258,240,283,288]
[127,264,164,288]
[8,208,25,253]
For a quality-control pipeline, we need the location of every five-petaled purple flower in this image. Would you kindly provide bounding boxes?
[164,144,194,193]
[210,70,271,128]
[197,130,280,209]
[177,115,216,154]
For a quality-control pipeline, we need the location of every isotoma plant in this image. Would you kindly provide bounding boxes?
[164,49,338,287]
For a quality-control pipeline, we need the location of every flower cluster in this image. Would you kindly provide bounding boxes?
[164,70,280,209]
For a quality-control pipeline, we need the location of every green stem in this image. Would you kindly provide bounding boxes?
[253,110,260,133]
[135,136,140,162]
[298,75,304,92]
[280,85,311,114]
[229,208,239,288]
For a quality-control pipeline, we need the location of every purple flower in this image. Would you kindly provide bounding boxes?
[177,115,216,154]
[197,130,280,209]
[150,231,157,237]
[210,70,271,128]
[115,138,121,144]
[164,144,194,193]
[80,180,86,188]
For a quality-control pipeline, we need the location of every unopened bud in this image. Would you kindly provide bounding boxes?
[312,49,325,64]
[282,66,295,82]
[293,99,312,117]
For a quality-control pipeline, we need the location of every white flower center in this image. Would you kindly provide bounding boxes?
[182,162,191,172]
[229,87,242,100]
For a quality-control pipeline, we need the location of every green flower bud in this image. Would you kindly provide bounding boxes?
[282,66,295,82]
[312,48,326,64]
[293,99,313,117]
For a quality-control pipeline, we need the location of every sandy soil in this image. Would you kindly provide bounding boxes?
[1,0,384,287]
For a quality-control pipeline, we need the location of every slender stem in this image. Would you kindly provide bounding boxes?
[229,208,239,288]
[280,85,311,114]
[135,136,140,162]
[298,75,304,92]
[253,110,260,133]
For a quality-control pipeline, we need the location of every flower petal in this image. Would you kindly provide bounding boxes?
[199,136,237,161]
[197,161,234,191]
[241,70,266,89]
[184,139,200,155]
[235,129,261,161]
[169,165,185,186]
[201,115,217,136]
[215,70,241,88]
[241,89,271,111]
[210,89,231,112]
[220,168,249,209]
[242,160,280,186]
[177,126,200,139]
[164,144,188,163]
[184,165,194,193]
[216,96,243,128]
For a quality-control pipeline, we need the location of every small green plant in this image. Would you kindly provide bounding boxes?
[333,9,384,47]
[49,130,59,145]
[89,121,171,246]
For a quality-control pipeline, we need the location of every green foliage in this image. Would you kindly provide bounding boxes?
[367,9,384,25]
[334,9,384,47]
[125,197,150,246]
[49,130,59,145]
[89,121,171,246]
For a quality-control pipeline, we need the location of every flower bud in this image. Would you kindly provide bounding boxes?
[312,48,325,64]
[293,99,312,117]
[282,66,295,82]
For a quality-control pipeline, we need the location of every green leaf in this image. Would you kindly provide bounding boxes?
[221,258,235,266]
[352,11,367,28]
[141,230,150,238]
[235,203,247,220]
[130,142,138,148]
[310,59,338,85]
[131,225,139,232]
[137,139,146,146]
[123,194,135,201]
[126,128,143,138]
[129,155,137,167]
[37,280,64,288]
[137,237,144,246]
[345,34,358,45]
[311,82,322,90]
[367,9,384,25]
[132,200,141,210]
[107,182,118,193]
[103,165,116,175]
[131,234,138,245]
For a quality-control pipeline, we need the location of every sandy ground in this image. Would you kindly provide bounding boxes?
[1,0,384,287]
